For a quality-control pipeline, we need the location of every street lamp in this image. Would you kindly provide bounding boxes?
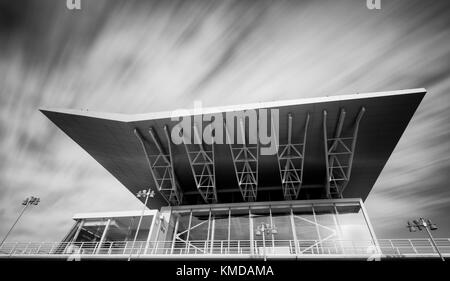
[0,196,40,247]
[128,189,154,261]
[255,222,278,261]
[407,218,444,261]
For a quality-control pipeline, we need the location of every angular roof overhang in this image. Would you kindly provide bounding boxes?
[41,88,426,208]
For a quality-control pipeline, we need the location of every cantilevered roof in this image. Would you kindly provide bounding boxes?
[41,88,426,209]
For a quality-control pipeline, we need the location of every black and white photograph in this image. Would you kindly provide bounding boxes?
[0,0,449,278]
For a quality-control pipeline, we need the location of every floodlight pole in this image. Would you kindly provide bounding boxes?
[255,222,277,261]
[128,189,153,261]
[0,197,39,247]
[407,217,444,261]
[420,218,444,261]
[261,224,266,261]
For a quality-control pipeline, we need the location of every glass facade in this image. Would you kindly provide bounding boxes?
[59,199,377,256]
[63,214,154,254]
[164,200,377,255]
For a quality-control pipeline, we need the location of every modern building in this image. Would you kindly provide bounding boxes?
[2,88,449,260]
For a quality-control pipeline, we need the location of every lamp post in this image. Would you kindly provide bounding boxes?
[255,222,278,261]
[0,196,40,247]
[407,218,444,261]
[128,189,154,261]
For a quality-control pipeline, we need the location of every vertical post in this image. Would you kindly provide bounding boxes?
[249,208,254,255]
[332,204,345,254]
[152,217,162,254]
[185,210,192,253]
[210,215,215,254]
[228,208,231,254]
[421,218,445,261]
[323,110,331,198]
[96,219,111,254]
[71,220,85,243]
[262,225,266,261]
[290,207,299,254]
[312,205,322,253]
[359,199,381,254]
[206,210,212,252]
[269,206,275,254]
[144,212,157,254]
[170,215,180,254]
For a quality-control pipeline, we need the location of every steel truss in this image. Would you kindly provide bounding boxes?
[225,118,259,201]
[323,107,365,198]
[274,113,310,200]
[134,127,182,205]
[184,125,217,203]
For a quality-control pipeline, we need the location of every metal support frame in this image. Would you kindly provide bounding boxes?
[184,125,217,203]
[134,127,182,205]
[172,211,208,254]
[274,113,310,200]
[323,107,365,198]
[225,119,259,201]
[293,206,338,254]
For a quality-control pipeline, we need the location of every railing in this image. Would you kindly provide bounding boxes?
[1,239,449,258]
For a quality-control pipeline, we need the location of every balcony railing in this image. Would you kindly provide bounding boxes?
[1,239,449,259]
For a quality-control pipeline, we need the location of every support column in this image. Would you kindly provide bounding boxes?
[359,199,381,254]
[323,108,365,198]
[312,206,322,253]
[145,214,157,254]
[210,216,215,254]
[152,218,162,255]
[96,219,111,254]
[249,208,254,255]
[332,204,345,254]
[206,210,212,252]
[269,206,275,254]
[185,210,192,253]
[227,208,231,254]
[71,219,84,243]
[290,208,300,254]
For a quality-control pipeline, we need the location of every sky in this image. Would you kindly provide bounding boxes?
[0,0,449,242]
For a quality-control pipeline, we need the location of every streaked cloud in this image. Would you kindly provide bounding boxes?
[0,0,449,241]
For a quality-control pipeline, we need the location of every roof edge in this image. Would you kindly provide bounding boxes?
[40,88,426,122]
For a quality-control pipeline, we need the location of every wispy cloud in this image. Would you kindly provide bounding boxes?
[0,0,449,241]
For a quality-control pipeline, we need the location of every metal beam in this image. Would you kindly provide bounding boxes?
[134,127,182,205]
[323,107,365,198]
[274,113,310,200]
[71,220,84,243]
[96,219,111,254]
[184,124,217,203]
[290,208,300,254]
[249,208,254,255]
[225,118,259,201]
